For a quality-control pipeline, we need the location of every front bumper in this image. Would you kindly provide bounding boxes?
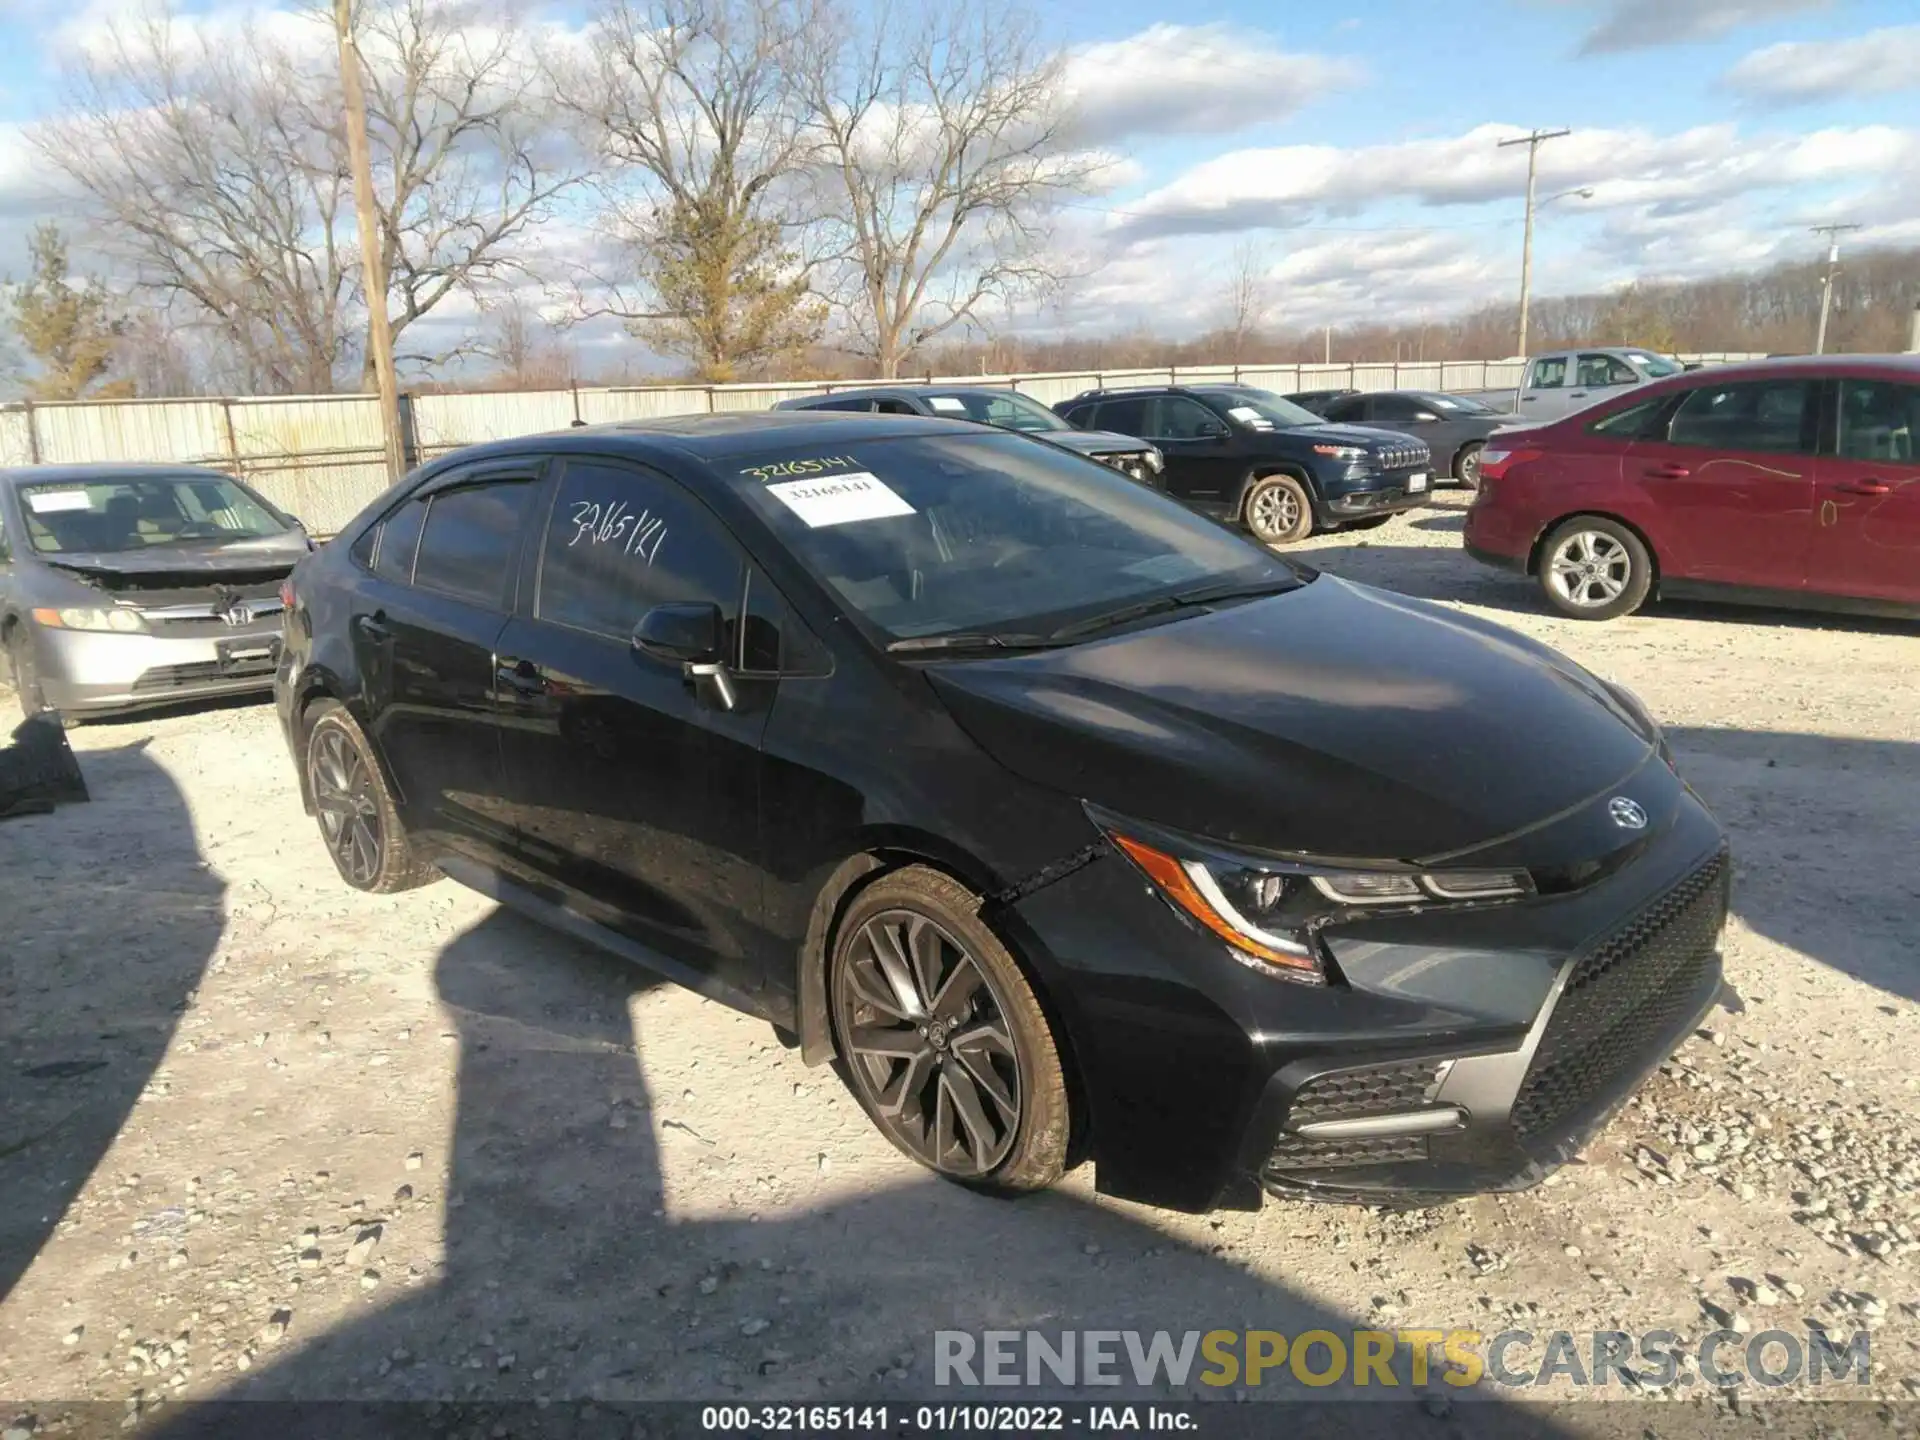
[1317,466,1433,520]
[1004,774,1730,1212]
[30,620,283,714]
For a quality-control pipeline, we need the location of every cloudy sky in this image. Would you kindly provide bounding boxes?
[0,0,1916,367]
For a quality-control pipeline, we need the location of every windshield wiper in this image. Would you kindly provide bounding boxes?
[1046,575,1301,642]
[885,631,1060,654]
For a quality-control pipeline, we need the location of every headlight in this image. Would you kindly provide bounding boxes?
[1311,444,1368,460]
[32,606,148,633]
[1097,811,1532,985]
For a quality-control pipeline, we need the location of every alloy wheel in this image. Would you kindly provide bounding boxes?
[1547,530,1633,609]
[310,727,383,887]
[1457,447,1482,488]
[836,910,1024,1177]
[1251,486,1300,538]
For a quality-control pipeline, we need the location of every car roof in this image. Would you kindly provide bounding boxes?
[432,410,986,471]
[1610,353,1920,390]
[0,462,237,487]
[785,384,1030,401]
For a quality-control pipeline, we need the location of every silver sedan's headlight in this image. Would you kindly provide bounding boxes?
[33,606,148,633]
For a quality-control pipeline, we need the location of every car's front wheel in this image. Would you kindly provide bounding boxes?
[829,866,1069,1195]
[1537,517,1653,621]
[1242,474,1314,545]
[304,700,439,892]
[5,627,47,720]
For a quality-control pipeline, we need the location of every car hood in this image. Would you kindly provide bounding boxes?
[1284,423,1421,450]
[39,533,311,592]
[1039,429,1150,455]
[923,576,1658,864]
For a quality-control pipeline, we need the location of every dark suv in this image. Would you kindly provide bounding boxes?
[1058,385,1433,544]
[274,413,1730,1214]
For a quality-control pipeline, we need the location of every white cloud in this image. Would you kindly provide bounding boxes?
[1565,0,1831,54]
[1722,24,1920,104]
[1102,122,1917,242]
[1061,24,1364,145]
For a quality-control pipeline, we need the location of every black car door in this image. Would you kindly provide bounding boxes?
[491,455,781,1004]
[351,462,542,862]
[1146,395,1242,509]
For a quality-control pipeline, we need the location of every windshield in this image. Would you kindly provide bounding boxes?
[726,432,1303,642]
[1199,389,1324,430]
[921,390,1065,433]
[19,474,289,555]
[1625,352,1683,378]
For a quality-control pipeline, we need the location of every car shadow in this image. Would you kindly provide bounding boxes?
[150,904,1582,1433]
[0,740,223,1301]
[1667,727,1920,1006]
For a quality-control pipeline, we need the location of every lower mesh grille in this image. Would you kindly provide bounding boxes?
[1286,1061,1445,1128]
[1511,849,1730,1142]
[131,658,277,694]
[1267,1134,1428,1171]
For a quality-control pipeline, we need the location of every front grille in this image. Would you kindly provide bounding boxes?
[1286,1060,1445,1127]
[1267,1134,1428,1172]
[131,656,278,694]
[1376,443,1431,471]
[1511,849,1730,1142]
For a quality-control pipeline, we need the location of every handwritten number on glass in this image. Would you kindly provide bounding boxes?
[567,499,667,563]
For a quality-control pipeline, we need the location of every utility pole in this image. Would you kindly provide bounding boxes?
[1323,325,1331,365]
[1810,223,1861,356]
[1499,128,1571,361]
[334,0,406,482]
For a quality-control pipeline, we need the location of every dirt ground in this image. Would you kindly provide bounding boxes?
[3,493,1917,1432]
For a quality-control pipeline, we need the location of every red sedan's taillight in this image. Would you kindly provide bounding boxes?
[1477,447,1542,483]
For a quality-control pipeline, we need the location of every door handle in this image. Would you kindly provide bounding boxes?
[1833,480,1891,496]
[354,612,390,642]
[1569,390,1588,398]
[1644,464,1691,479]
[495,658,547,697]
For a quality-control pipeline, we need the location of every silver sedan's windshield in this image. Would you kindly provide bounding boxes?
[19,474,289,555]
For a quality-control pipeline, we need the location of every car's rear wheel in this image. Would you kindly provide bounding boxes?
[828,866,1069,1195]
[1454,442,1484,490]
[1242,474,1314,545]
[1537,518,1653,621]
[304,700,438,892]
[5,627,47,720]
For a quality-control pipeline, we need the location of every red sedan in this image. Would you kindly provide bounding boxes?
[1464,355,1920,621]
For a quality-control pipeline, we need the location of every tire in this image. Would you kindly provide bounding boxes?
[1241,474,1314,545]
[6,627,48,721]
[1453,442,1484,490]
[303,699,439,892]
[828,865,1069,1195]
[1536,517,1653,621]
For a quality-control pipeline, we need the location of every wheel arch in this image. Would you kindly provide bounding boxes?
[1232,463,1318,522]
[1527,510,1663,590]
[792,832,1094,1166]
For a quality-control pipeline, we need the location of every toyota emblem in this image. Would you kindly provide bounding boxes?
[1607,796,1648,830]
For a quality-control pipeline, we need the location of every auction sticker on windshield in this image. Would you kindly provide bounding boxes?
[26,490,92,513]
[1226,406,1274,429]
[926,397,967,413]
[766,472,915,528]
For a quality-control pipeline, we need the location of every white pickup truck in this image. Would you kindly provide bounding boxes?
[1465,347,1692,420]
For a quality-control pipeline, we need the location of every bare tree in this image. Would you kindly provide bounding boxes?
[34,0,578,393]
[478,292,574,388]
[797,0,1101,378]
[1219,239,1274,362]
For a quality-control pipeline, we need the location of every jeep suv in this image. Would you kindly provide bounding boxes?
[1059,386,1433,544]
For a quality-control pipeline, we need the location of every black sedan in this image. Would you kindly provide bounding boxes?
[274,412,1729,1212]
[1318,390,1517,488]
[772,385,1165,487]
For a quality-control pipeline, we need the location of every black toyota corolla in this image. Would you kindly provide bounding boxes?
[274,413,1730,1213]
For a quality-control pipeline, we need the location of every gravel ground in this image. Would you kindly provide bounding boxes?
[2,493,1917,1433]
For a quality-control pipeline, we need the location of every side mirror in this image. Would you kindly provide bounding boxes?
[1199,421,1230,440]
[633,602,735,710]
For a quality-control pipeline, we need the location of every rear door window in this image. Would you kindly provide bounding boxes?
[1664,380,1813,455]
[536,459,745,643]
[412,479,538,608]
[1093,398,1149,435]
[1836,379,1920,465]
[1321,396,1369,422]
